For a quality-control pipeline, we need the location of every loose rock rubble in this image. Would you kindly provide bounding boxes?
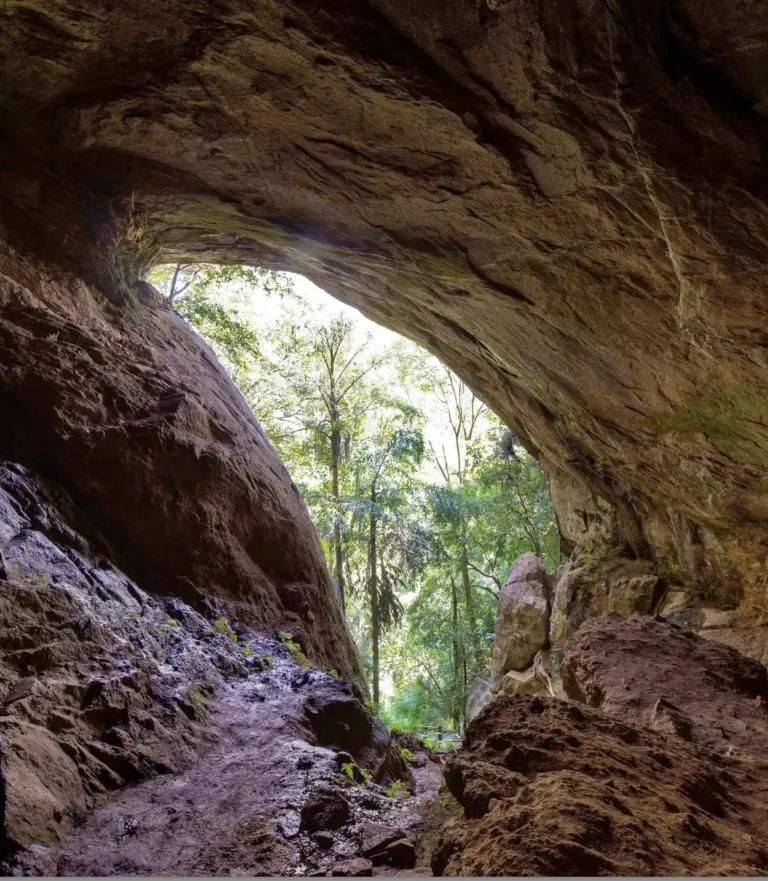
[0,463,441,876]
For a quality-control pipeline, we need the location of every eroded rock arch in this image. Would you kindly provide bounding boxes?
[2,0,768,629]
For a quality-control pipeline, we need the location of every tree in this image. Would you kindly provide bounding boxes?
[354,416,424,710]
[256,312,385,613]
[148,263,293,383]
[146,262,561,727]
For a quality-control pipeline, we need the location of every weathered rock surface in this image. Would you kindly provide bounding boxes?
[661,599,768,667]
[550,555,662,647]
[500,650,553,697]
[1,0,768,607]
[0,461,423,874]
[434,694,768,877]
[465,678,493,724]
[562,613,768,759]
[489,553,549,688]
[302,784,352,832]
[0,462,222,855]
[0,249,360,683]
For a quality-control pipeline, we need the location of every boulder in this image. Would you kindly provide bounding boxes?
[328,858,373,877]
[561,613,768,758]
[490,554,549,688]
[360,823,415,869]
[434,694,768,876]
[466,677,494,724]
[300,784,351,832]
[371,838,416,869]
[360,823,404,858]
[500,651,553,697]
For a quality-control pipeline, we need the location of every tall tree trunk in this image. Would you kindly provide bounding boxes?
[451,575,461,731]
[330,395,345,612]
[369,484,380,710]
[462,652,468,734]
[460,546,482,668]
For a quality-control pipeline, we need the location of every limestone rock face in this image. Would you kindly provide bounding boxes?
[490,553,549,688]
[1,0,768,607]
[550,556,660,647]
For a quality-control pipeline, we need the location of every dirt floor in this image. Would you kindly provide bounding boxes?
[54,638,440,877]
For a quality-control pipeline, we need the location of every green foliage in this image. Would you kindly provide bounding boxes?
[280,631,310,667]
[423,735,458,752]
[243,646,251,658]
[153,262,561,735]
[400,747,415,762]
[214,617,237,642]
[167,618,179,628]
[327,667,340,678]
[340,761,372,786]
[384,779,410,799]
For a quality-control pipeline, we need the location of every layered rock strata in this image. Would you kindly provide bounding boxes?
[0,0,768,610]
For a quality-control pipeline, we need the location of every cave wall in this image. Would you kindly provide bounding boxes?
[1,0,768,611]
[0,244,361,682]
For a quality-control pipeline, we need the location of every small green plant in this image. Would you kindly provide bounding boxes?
[340,761,372,786]
[167,618,179,628]
[214,617,237,642]
[279,631,310,667]
[243,646,251,658]
[400,747,415,762]
[187,686,208,721]
[327,668,340,678]
[384,779,410,799]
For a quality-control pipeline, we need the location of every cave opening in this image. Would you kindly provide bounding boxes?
[149,261,560,735]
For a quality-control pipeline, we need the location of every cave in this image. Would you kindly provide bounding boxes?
[2,0,768,876]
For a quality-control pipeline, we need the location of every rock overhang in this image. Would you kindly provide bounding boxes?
[1,0,768,605]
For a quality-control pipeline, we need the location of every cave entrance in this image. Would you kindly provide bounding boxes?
[150,262,559,734]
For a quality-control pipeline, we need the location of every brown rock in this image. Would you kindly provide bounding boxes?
[329,858,373,877]
[313,831,335,849]
[360,823,404,858]
[0,718,85,848]
[0,251,361,685]
[372,838,416,869]
[1,677,37,707]
[301,784,351,832]
[434,694,768,876]
[490,554,549,688]
[562,613,768,758]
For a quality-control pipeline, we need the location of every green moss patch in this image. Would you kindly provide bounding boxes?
[653,386,768,467]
